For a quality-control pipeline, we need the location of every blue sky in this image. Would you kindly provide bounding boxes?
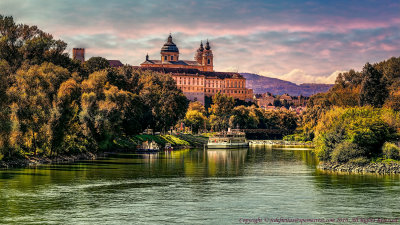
[1,0,399,83]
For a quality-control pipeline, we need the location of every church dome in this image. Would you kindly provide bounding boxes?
[161,34,179,53]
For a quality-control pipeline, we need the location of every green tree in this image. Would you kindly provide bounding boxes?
[184,109,207,133]
[208,93,235,131]
[139,71,188,132]
[188,101,206,115]
[0,15,71,72]
[229,105,258,129]
[359,63,388,107]
[314,107,396,162]
[48,78,86,156]
[84,57,110,74]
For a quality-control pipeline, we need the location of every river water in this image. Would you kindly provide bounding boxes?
[0,146,399,224]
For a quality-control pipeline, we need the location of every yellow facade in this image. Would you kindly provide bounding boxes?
[140,34,253,103]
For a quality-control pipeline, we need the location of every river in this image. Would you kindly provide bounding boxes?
[0,146,399,224]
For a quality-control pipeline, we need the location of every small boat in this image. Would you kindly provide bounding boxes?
[164,143,174,151]
[136,140,160,153]
[207,128,249,149]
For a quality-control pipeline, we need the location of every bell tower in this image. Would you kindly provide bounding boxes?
[202,40,213,71]
[194,41,204,64]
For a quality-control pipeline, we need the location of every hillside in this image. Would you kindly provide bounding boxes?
[241,73,333,96]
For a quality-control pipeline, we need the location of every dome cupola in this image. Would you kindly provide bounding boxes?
[161,34,179,53]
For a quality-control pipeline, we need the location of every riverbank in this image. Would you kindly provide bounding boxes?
[0,152,97,169]
[318,162,400,174]
[1,134,208,169]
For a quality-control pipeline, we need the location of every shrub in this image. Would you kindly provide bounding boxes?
[314,107,399,162]
[331,142,365,163]
[382,142,400,160]
[348,157,370,166]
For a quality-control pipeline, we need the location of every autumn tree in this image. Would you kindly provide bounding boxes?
[0,60,11,158]
[7,63,70,156]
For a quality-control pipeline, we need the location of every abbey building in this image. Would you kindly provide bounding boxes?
[140,34,253,104]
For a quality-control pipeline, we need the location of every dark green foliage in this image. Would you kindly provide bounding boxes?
[84,57,110,74]
[139,70,188,132]
[331,142,365,163]
[0,15,74,73]
[359,63,388,107]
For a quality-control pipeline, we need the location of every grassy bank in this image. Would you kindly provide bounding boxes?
[114,133,208,150]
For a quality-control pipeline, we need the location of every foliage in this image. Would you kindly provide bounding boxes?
[314,107,399,162]
[139,70,188,132]
[229,106,258,129]
[7,63,71,156]
[83,57,110,74]
[382,142,400,160]
[184,109,207,133]
[0,15,73,72]
[331,142,365,163]
[208,93,235,131]
[359,63,388,107]
[188,101,206,114]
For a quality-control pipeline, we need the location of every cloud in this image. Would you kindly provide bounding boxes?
[259,69,345,84]
[0,0,399,81]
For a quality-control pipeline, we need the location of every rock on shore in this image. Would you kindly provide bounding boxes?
[0,152,97,169]
[318,162,400,174]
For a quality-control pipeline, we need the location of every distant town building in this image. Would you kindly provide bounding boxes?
[72,48,85,62]
[140,34,253,104]
[108,60,124,68]
[255,92,308,111]
[256,93,275,108]
[279,93,293,103]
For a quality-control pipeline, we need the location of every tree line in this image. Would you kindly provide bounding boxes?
[183,93,299,138]
[296,57,400,163]
[0,15,188,160]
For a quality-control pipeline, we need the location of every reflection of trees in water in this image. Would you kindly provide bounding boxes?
[313,170,400,191]
[246,145,318,167]
[311,170,400,219]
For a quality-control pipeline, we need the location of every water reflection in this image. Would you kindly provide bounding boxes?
[0,146,400,224]
[206,149,248,177]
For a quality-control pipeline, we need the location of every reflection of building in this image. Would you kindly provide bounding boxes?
[206,149,248,176]
[140,34,253,104]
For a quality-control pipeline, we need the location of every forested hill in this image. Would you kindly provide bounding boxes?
[241,73,333,96]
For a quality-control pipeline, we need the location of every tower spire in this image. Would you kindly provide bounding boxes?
[205,39,211,50]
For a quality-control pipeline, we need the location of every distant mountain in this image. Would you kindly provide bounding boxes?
[241,73,333,96]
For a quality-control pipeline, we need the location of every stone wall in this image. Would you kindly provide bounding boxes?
[318,162,400,174]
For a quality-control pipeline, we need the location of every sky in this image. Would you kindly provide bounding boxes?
[1,0,399,84]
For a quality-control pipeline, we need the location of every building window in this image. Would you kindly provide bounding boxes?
[171,56,174,61]
[164,56,167,61]
[207,59,211,64]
